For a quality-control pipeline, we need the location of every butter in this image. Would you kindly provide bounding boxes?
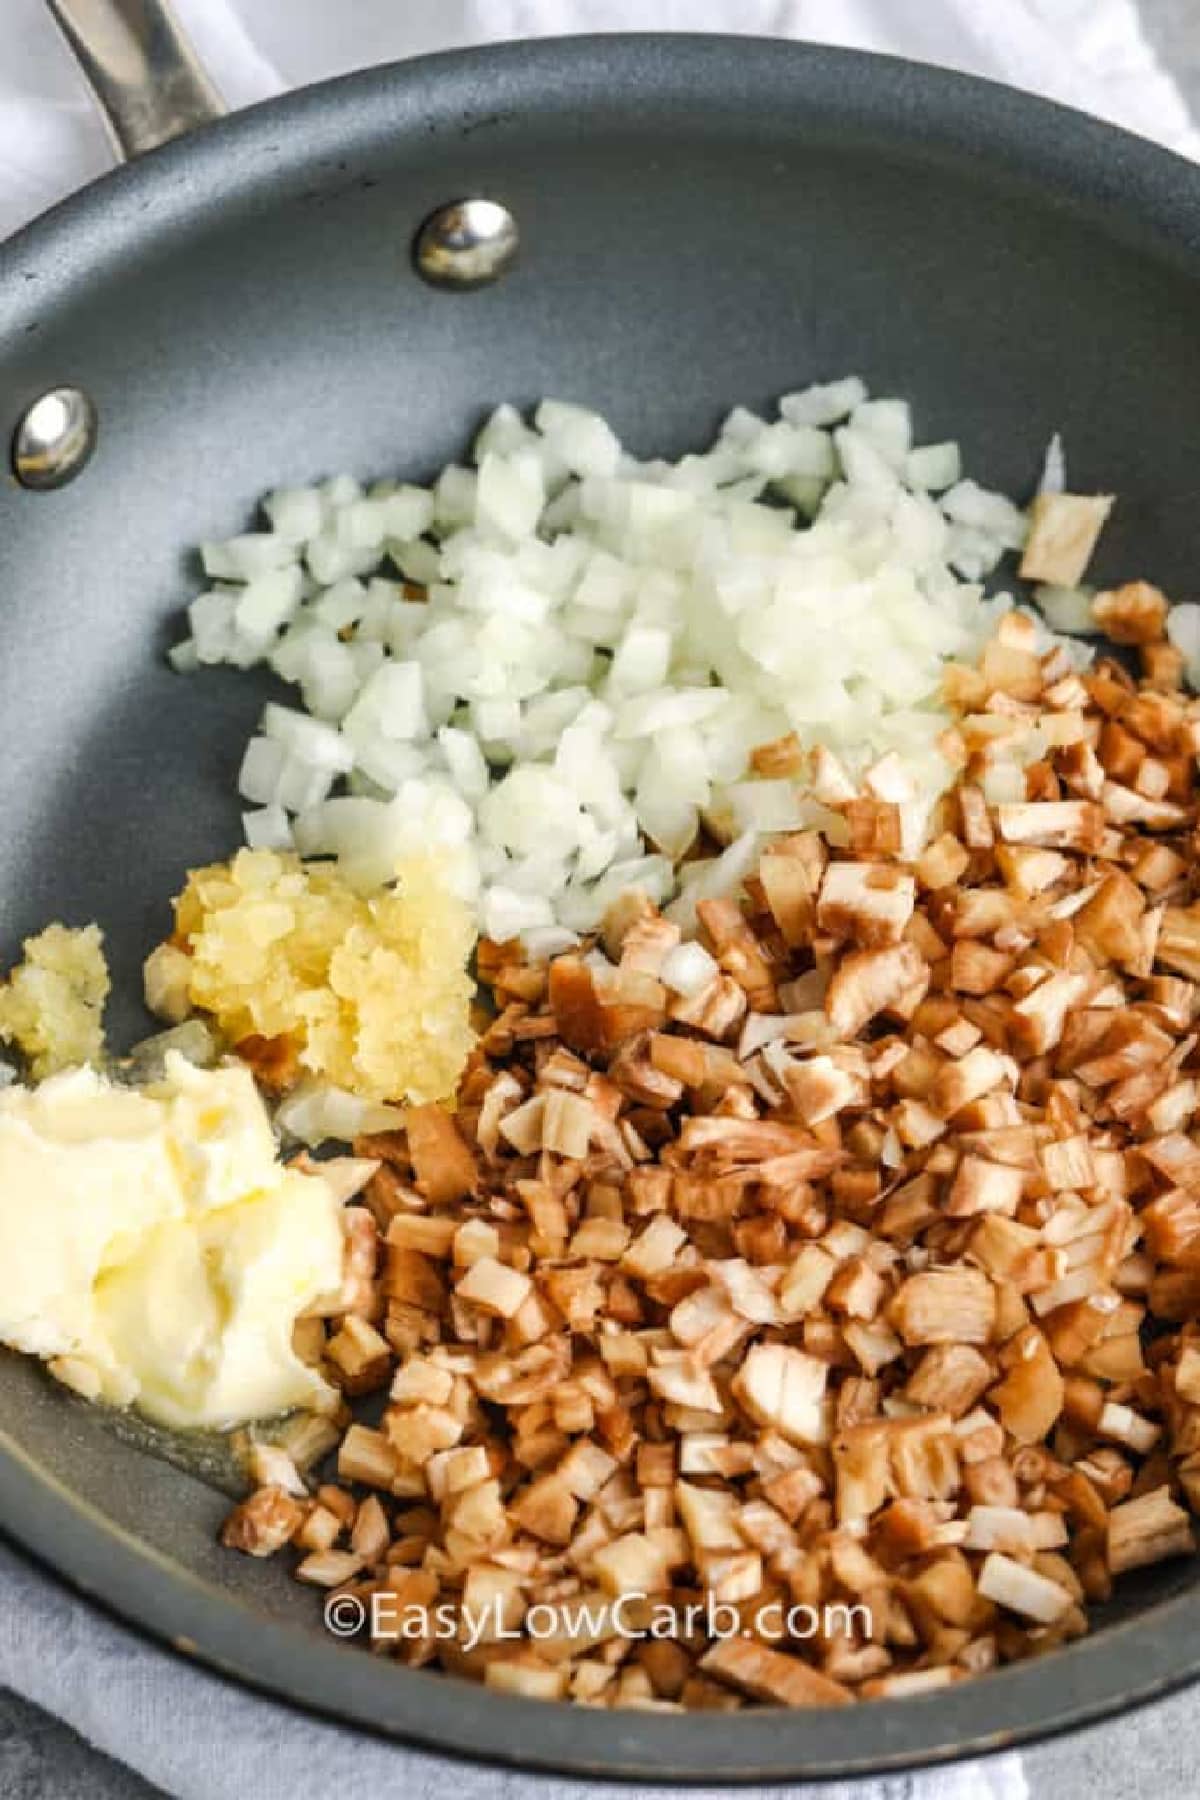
[0,1053,345,1430]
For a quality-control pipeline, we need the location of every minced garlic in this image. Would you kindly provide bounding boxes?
[168,849,474,1105]
[0,922,110,1079]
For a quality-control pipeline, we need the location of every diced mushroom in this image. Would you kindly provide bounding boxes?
[700,1638,852,1708]
[945,1156,1023,1218]
[977,1552,1074,1623]
[826,941,927,1038]
[405,1104,478,1203]
[782,1054,865,1126]
[931,1047,1011,1118]
[1107,1487,1194,1573]
[989,1326,1064,1443]
[221,1486,304,1557]
[997,801,1105,852]
[675,1480,741,1552]
[817,862,916,947]
[733,1342,831,1446]
[622,1213,689,1280]
[1019,492,1114,587]
[891,1268,996,1346]
[1089,579,1168,646]
[214,598,1200,1713]
[592,1532,673,1597]
[336,1424,400,1491]
[454,1256,532,1319]
[905,1344,993,1418]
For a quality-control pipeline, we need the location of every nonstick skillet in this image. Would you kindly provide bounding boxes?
[3,0,1200,1782]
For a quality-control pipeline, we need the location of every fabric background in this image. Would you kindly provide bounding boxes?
[3,0,1199,242]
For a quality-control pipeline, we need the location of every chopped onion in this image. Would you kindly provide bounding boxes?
[263,486,325,543]
[1037,432,1067,496]
[1036,585,1096,636]
[202,533,296,582]
[242,804,293,850]
[1167,602,1200,691]
[904,441,961,493]
[481,886,556,941]
[127,1020,218,1078]
[276,1081,406,1147]
[171,379,1068,936]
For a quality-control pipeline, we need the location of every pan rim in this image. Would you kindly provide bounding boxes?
[4,32,1200,1780]
[4,31,1200,291]
[3,1414,1200,1783]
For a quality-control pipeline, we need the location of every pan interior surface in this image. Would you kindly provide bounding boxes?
[1,34,1200,1780]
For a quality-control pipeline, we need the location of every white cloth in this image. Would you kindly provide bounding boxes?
[0,2,1194,1797]
[1,0,1198,240]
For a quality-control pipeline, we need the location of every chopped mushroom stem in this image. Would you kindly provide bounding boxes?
[223,596,1200,1710]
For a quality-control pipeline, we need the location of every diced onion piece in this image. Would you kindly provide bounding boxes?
[202,533,296,581]
[481,886,556,941]
[905,441,962,492]
[276,1081,406,1147]
[242,805,293,851]
[262,704,354,772]
[1037,432,1067,496]
[1036,585,1095,636]
[173,378,1086,937]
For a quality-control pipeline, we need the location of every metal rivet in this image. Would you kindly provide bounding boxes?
[12,386,97,490]
[414,199,518,290]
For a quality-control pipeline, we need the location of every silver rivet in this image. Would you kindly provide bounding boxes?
[414,199,518,290]
[12,387,97,490]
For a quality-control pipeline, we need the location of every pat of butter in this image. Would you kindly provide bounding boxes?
[0,1053,345,1429]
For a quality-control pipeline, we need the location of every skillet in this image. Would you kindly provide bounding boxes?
[3,0,1200,1781]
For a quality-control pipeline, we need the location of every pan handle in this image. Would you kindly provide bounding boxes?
[44,0,225,161]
